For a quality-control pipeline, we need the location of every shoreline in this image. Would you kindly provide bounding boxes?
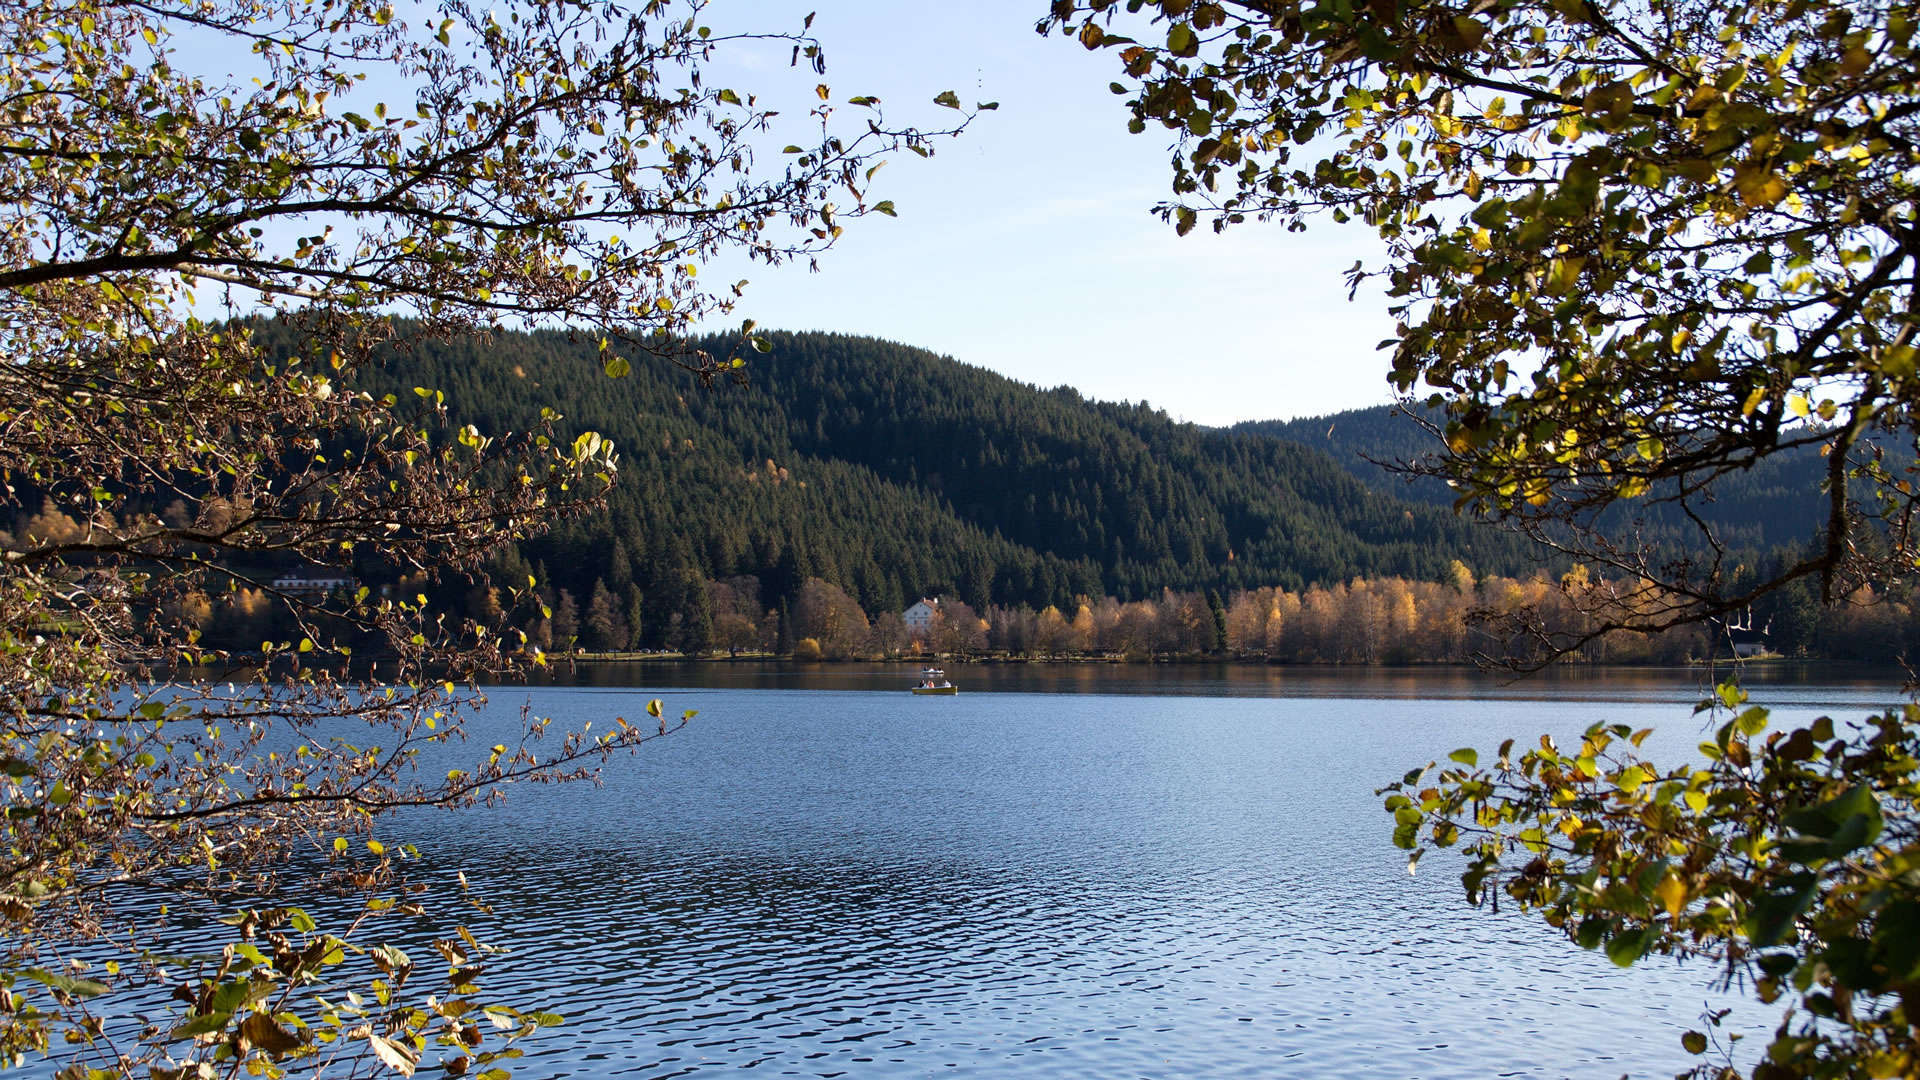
[553,650,1831,669]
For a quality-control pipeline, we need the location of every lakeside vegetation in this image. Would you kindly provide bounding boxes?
[119,563,1915,668]
[15,322,1913,671]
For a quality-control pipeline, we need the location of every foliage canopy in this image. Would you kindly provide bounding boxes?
[0,0,967,1074]
[1045,0,1919,639]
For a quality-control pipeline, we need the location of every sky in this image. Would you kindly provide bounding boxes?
[689,1,1400,427]
[173,0,1400,427]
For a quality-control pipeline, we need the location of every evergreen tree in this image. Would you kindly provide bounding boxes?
[625,587,646,651]
[671,569,715,655]
[607,538,635,595]
[1206,590,1228,655]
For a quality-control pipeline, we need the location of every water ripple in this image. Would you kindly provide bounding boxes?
[331,683,1876,1079]
[59,679,1884,1079]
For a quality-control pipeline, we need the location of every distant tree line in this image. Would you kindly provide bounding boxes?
[229,321,1549,620]
[27,319,1903,668]
[56,536,1905,666]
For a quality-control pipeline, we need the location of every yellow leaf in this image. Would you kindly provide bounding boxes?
[1655,872,1688,918]
[1733,164,1786,207]
[1545,256,1587,295]
[1865,1052,1910,1078]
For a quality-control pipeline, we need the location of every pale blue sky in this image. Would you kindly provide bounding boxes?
[176,1,1398,426]
[697,1,1399,426]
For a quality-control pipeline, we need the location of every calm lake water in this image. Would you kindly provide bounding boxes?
[348,663,1904,1080]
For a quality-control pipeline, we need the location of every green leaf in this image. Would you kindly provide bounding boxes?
[1447,747,1477,767]
[603,355,631,378]
[1746,877,1817,947]
[1785,784,1883,857]
[1616,764,1650,793]
[1605,927,1650,967]
[933,90,961,109]
[22,967,108,999]
[170,1011,233,1039]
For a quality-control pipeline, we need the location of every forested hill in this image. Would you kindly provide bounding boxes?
[1234,405,1452,504]
[1237,404,1837,557]
[282,326,1543,617]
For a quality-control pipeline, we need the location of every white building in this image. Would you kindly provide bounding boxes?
[903,598,940,635]
[272,573,356,600]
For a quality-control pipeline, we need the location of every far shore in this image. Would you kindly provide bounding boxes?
[553,649,1817,669]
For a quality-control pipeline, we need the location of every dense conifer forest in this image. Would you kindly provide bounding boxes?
[1239,405,1844,557]
[332,325,1543,622]
[18,321,1911,662]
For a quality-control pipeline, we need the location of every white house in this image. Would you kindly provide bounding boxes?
[1729,625,1771,659]
[272,573,356,600]
[903,598,940,635]
[1717,609,1773,659]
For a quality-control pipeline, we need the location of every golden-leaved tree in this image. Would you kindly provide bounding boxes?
[1045,0,1920,1075]
[0,0,975,1075]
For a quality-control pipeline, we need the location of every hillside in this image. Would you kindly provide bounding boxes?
[1238,404,1840,558]
[254,324,1543,621]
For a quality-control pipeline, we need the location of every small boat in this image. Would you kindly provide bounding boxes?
[911,667,957,695]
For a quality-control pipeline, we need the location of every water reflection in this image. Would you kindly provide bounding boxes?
[62,672,1910,1079]
[521,657,1904,706]
[375,681,1901,1079]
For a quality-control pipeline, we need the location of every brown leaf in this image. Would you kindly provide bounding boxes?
[238,1012,307,1055]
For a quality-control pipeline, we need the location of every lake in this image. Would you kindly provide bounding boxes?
[356,663,1900,1080]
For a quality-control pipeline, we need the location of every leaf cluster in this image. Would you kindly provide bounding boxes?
[0,0,949,1074]
[1385,684,1920,1077]
[1045,0,1920,632]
